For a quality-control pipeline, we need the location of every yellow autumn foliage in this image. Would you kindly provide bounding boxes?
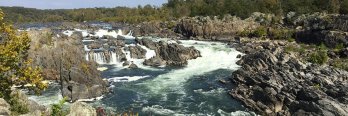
[0,9,47,98]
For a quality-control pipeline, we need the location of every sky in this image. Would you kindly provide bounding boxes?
[0,0,167,9]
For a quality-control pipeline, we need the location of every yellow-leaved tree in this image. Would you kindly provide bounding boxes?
[0,9,47,99]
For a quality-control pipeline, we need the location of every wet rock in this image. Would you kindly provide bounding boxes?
[144,56,166,67]
[61,67,108,102]
[122,61,130,66]
[128,62,138,69]
[137,38,201,66]
[129,46,146,59]
[115,47,127,61]
[237,54,242,58]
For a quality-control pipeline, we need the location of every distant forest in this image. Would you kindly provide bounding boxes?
[1,0,348,23]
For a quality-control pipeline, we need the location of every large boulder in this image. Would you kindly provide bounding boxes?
[128,46,146,59]
[67,102,96,116]
[137,38,201,66]
[61,67,108,102]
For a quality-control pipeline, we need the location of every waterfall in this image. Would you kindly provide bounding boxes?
[86,50,123,65]
[110,51,117,64]
[117,29,123,35]
[127,30,133,36]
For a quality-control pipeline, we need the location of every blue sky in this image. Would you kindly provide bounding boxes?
[0,0,167,9]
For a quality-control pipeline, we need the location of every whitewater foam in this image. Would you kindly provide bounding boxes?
[63,30,74,36]
[142,40,241,95]
[107,76,150,82]
[218,109,258,116]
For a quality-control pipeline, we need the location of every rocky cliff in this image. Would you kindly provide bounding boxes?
[230,40,348,116]
[294,13,348,48]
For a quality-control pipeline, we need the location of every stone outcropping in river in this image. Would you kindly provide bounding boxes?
[135,38,201,66]
[230,40,348,116]
[61,67,108,102]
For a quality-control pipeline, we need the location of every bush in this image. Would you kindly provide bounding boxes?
[284,44,305,54]
[269,28,295,40]
[8,91,29,115]
[252,26,267,37]
[332,59,348,71]
[238,30,252,37]
[51,97,69,116]
[308,44,328,65]
[334,43,344,52]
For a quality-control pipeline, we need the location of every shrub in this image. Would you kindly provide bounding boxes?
[334,43,344,52]
[51,97,69,116]
[253,26,267,37]
[308,44,328,65]
[8,91,29,115]
[332,59,348,71]
[269,28,295,40]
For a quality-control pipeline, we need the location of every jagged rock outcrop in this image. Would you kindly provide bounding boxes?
[175,14,261,41]
[295,13,348,48]
[136,38,201,66]
[61,67,108,102]
[128,46,146,59]
[131,21,179,38]
[230,41,348,116]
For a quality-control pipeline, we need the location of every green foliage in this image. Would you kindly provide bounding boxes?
[334,43,344,52]
[8,91,29,115]
[284,44,305,54]
[269,28,295,40]
[332,58,348,71]
[308,44,329,65]
[253,26,267,38]
[51,97,69,116]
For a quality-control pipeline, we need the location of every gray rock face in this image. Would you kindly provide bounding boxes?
[295,13,348,48]
[128,62,138,69]
[131,21,178,38]
[143,56,166,66]
[136,38,201,66]
[61,67,108,102]
[67,102,96,116]
[230,41,348,115]
[128,46,146,59]
[175,15,260,41]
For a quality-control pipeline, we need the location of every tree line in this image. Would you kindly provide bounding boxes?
[1,0,348,23]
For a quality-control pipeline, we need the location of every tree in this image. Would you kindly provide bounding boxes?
[0,9,47,99]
